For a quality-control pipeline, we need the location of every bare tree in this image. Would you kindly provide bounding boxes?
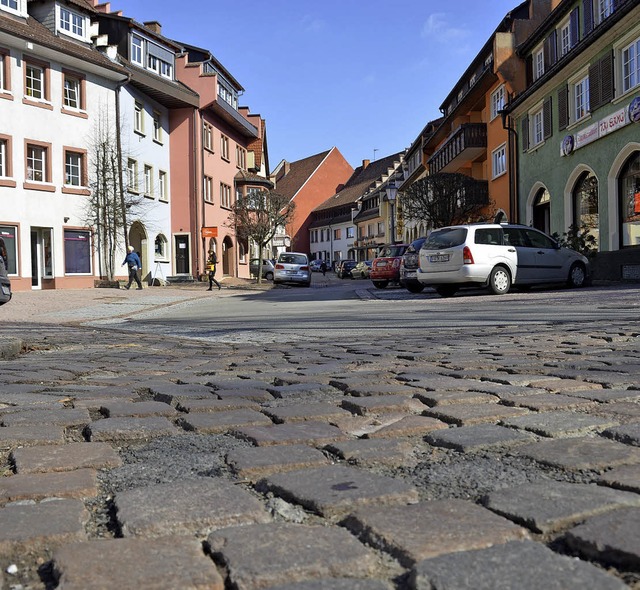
[227,189,295,283]
[401,173,495,229]
[84,111,146,281]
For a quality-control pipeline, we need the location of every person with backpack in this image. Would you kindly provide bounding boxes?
[207,249,221,291]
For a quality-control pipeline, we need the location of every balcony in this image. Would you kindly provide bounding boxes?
[428,123,487,175]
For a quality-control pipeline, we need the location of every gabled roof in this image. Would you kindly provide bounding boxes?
[313,151,405,213]
[273,149,333,200]
[0,13,126,78]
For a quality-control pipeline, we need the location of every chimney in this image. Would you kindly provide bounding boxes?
[144,21,162,34]
[362,159,370,169]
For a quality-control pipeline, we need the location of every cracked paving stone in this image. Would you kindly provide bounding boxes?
[424,403,528,426]
[513,436,640,471]
[233,421,350,446]
[343,499,529,566]
[99,401,178,418]
[115,477,270,537]
[206,522,379,590]
[482,481,640,533]
[500,411,618,438]
[601,423,640,446]
[0,499,88,552]
[410,540,628,590]
[180,409,273,433]
[563,506,640,572]
[599,465,640,493]
[266,383,339,399]
[262,402,351,423]
[257,465,418,518]
[340,382,420,397]
[52,536,224,590]
[11,442,122,474]
[86,416,181,442]
[226,444,331,481]
[0,468,98,506]
[426,424,535,452]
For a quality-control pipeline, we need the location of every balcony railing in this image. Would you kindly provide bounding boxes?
[428,123,487,175]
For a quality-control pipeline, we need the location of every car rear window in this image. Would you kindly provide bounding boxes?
[279,254,307,265]
[474,228,503,245]
[421,228,467,250]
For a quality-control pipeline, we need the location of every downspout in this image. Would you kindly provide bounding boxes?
[115,74,131,249]
[193,108,201,279]
[500,108,519,224]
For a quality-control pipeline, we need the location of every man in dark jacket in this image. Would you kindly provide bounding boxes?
[207,249,221,291]
[122,246,143,290]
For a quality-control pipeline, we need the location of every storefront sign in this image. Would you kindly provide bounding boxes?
[574,122,599,150]
[201,226,218,238]
[629,97,640,123]
[599,107,628,137]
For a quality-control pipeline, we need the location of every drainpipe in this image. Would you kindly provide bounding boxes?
[193,108,201,279]
[115,75,130,250]
[500,108,519,224]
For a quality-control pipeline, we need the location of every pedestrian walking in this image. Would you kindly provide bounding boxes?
[321,260,327,276]
[122,245,143,290]
[207,249,221,291]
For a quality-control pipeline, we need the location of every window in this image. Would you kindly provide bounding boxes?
[147,54,158,72]
[532,109,544,146]
[221,135,230,160]
[144,164,153,196]
[155,234,168,259]
[560,20,571,57]
[598,0,613,22]
[377,222,385,236]
[158,170,167,201]
[534,48,544,80]
[64,229,91,274]
[1,0,18,10]
[26,144,46,181]
[367,223,374,238]
[0,137,8,178]
[0,225,17,274]
[65,151,82,186]
[203,122,213,151]
[131,35,143,65]
[347,227,355,239]
[134,102,144,134]
[152,111,162,142]
[490,85,505,121]
[62,72,83,111]
[622,37,640,94]
[220,182,232,208]
[334,228,341,240]
[574,75,590,121]
[619,152,640,247]
[0,50,9,93]
[573,172,599,248]
[204,176,213,203]
[25,63,44,100]
[59,6,85,39]
[236,145,246,169]
[127,159,138,192]
[492,144,507,178]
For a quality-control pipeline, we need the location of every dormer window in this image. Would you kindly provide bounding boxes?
[0,0,24,16]
[57,5,87,41]
[129,33,174,80]
[131,35,143,65]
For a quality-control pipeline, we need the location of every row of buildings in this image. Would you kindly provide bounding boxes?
[307,0,640,281]
[3,0,640,291]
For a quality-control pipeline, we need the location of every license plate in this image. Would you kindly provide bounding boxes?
[286,270,297,275]
[1,285,9,295]
[405,271,417,279]
[376,261,387,267]
[430,254,450,263]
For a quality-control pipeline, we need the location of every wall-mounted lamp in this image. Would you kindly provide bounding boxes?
[63,217,70,223]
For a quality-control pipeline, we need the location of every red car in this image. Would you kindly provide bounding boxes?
[369,244,409,289]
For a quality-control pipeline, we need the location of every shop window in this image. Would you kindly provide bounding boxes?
[64,229,91,274]
[573,172,599,249]
[619,152,640,248]
[155,234,168,259]
[0,225,17,274]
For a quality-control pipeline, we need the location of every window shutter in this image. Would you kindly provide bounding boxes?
[600,50,614,104]
[544,31,557,70]
[558,85,569,130]
[543,97,553,140]
[526,55,533,86]
[521,115,529,152]
[570,7,580,47]
[583,0,593,35]
[589,60,601,109]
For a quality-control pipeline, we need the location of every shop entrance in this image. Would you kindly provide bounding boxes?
[30,228,53,290]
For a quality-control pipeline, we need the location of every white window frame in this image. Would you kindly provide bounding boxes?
[131,34,143,65]
[63,74,80,110]
[127,159,138,192]
[492,143,507,178]
[559,19,571,57]
[203,122,213,151]
[25,63,44,100]
[490,85,505,121]
[236,145,246,169]
[534,47,544,81]
[573,74,590,123]
[158,170,167,201]
[204,176,213,203]
[220,182,232,208]
[528,103,545,148]
[0,0,24,17]
[155,234,168,260]
[134,102,144,134]
[597,0,613,23]
[0,138,6,177]
[27,144,46,182]
[144,164,153,196]
[152,111,162,143]
[57,5,86,41]
[221,135,230,161]
[621,37,640,95]
[65,151,82,186]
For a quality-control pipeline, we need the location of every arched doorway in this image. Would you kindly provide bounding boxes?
[532,188,551,234]
[573,171,599,249]
[222,236,234,276]
[129,222,148,283]
[619,151,640,248]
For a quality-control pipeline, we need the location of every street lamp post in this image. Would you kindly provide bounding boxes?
[386,180,397,244]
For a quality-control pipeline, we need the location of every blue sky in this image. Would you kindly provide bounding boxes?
[123,0,521,169]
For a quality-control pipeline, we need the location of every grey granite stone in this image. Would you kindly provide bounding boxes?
[341,395,426,416]
[99,400,178,418]
[410,540,627,590]
[483,481,640,533]
[233,421,350,446]
[500,411,617,438]
[86,416,180,442]
[11,442,122,474]
[0,468,98,505]
[263,402,351,423]
[599,465,640,493]
[180,409,272,433]
[424,403,528,426]
[325,439,414,467]
[426,424,535,451]
[0,408,90,427]
[601,423,640,446]
[258,465,419,518]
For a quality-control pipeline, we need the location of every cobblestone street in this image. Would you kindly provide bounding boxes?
[0,282,639,589]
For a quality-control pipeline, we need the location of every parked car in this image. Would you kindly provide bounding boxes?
[0,257,11,305]
[309,259,323,272]
[249,258,275,281]
[399,237,428,293]
[274,252,311,287]
[369,244,409,289]
[417,223,590,297]
[351,260,373,279]
[336,260,357,279]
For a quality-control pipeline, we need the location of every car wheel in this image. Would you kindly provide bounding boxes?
[372,280,388,289]
[568,262,586,288]
[406,282,425,293]
[489,265,511,295]
[265,272,274,281]
[435,285,458,298]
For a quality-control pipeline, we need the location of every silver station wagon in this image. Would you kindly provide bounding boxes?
[417,223,590,297]
[274,252,311,287]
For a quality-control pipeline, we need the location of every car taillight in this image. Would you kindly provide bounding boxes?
[300,266,309,271]
[463,246,474,264]
[275,264,284,269]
